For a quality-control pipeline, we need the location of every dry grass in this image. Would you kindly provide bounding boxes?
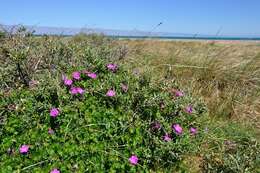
[121,40,260,133]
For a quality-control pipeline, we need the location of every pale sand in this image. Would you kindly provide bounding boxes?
[120,38,260,45]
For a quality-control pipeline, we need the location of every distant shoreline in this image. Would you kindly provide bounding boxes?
[32,34,260,43]
[3,25,260,41]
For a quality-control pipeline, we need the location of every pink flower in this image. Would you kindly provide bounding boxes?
[63,75,73,86]
[172,124,183,135]
[70,87,78,95]
[64,79,73,86]
[185,105,193,114]
[50,108,59,117]
[107,63,118,72]
[160,101,165,109]
[129,155,138,165]
[50,168,60,173]
[87,72,97,79]
[163,134,172,142]
[76,87,85,95]
[29,80,39,88]
[48,128,54,134]
[121,83,128,92]
[175,90,184,97]
[70,87,85,95]
[19,145,29,154]
[106,89,116,97]
[151,121,161,131]
[190,127,197,135]
[65,80,72,86]
[72,71,81,80]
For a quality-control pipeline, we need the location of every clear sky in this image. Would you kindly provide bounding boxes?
[1,0,260,36]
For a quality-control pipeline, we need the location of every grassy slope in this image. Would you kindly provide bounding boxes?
[121,40,260,131]
[120,39,260,172]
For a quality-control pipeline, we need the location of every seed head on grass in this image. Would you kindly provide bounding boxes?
[121,83,128,92]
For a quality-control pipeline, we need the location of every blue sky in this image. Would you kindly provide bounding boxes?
[1,0,260,36]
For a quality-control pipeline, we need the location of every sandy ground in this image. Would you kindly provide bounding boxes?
[119,38,260,45]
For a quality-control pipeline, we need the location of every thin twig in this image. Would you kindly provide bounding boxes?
[154,64,208,69]
[83,123,107,127]
[21,159,49,171]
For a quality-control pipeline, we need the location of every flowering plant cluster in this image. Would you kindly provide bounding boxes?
[1,60,206,172]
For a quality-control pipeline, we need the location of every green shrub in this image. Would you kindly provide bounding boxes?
[0,31,121,89]
[0,31,5,39]
[0,49,207,172]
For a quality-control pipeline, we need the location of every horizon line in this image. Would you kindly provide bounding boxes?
[1,23,260,38]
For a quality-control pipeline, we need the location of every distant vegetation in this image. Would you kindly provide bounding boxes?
[0,27,259,172]
[0,30,5,38]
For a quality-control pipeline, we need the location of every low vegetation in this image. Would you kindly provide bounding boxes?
[0,28,259,172]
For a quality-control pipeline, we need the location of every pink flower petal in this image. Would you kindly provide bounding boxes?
[129,155,138,165]
[163,134,172,142]
[50,108,59,117]
[87,72,97,79]
[106,89,116,97]
[172,124,183,135]
[50,168,60,173]
[190,127,197,135]
[107,64,118,72]
[72,71,81,80]
[19,145,29,154]
[175,90,184,97]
